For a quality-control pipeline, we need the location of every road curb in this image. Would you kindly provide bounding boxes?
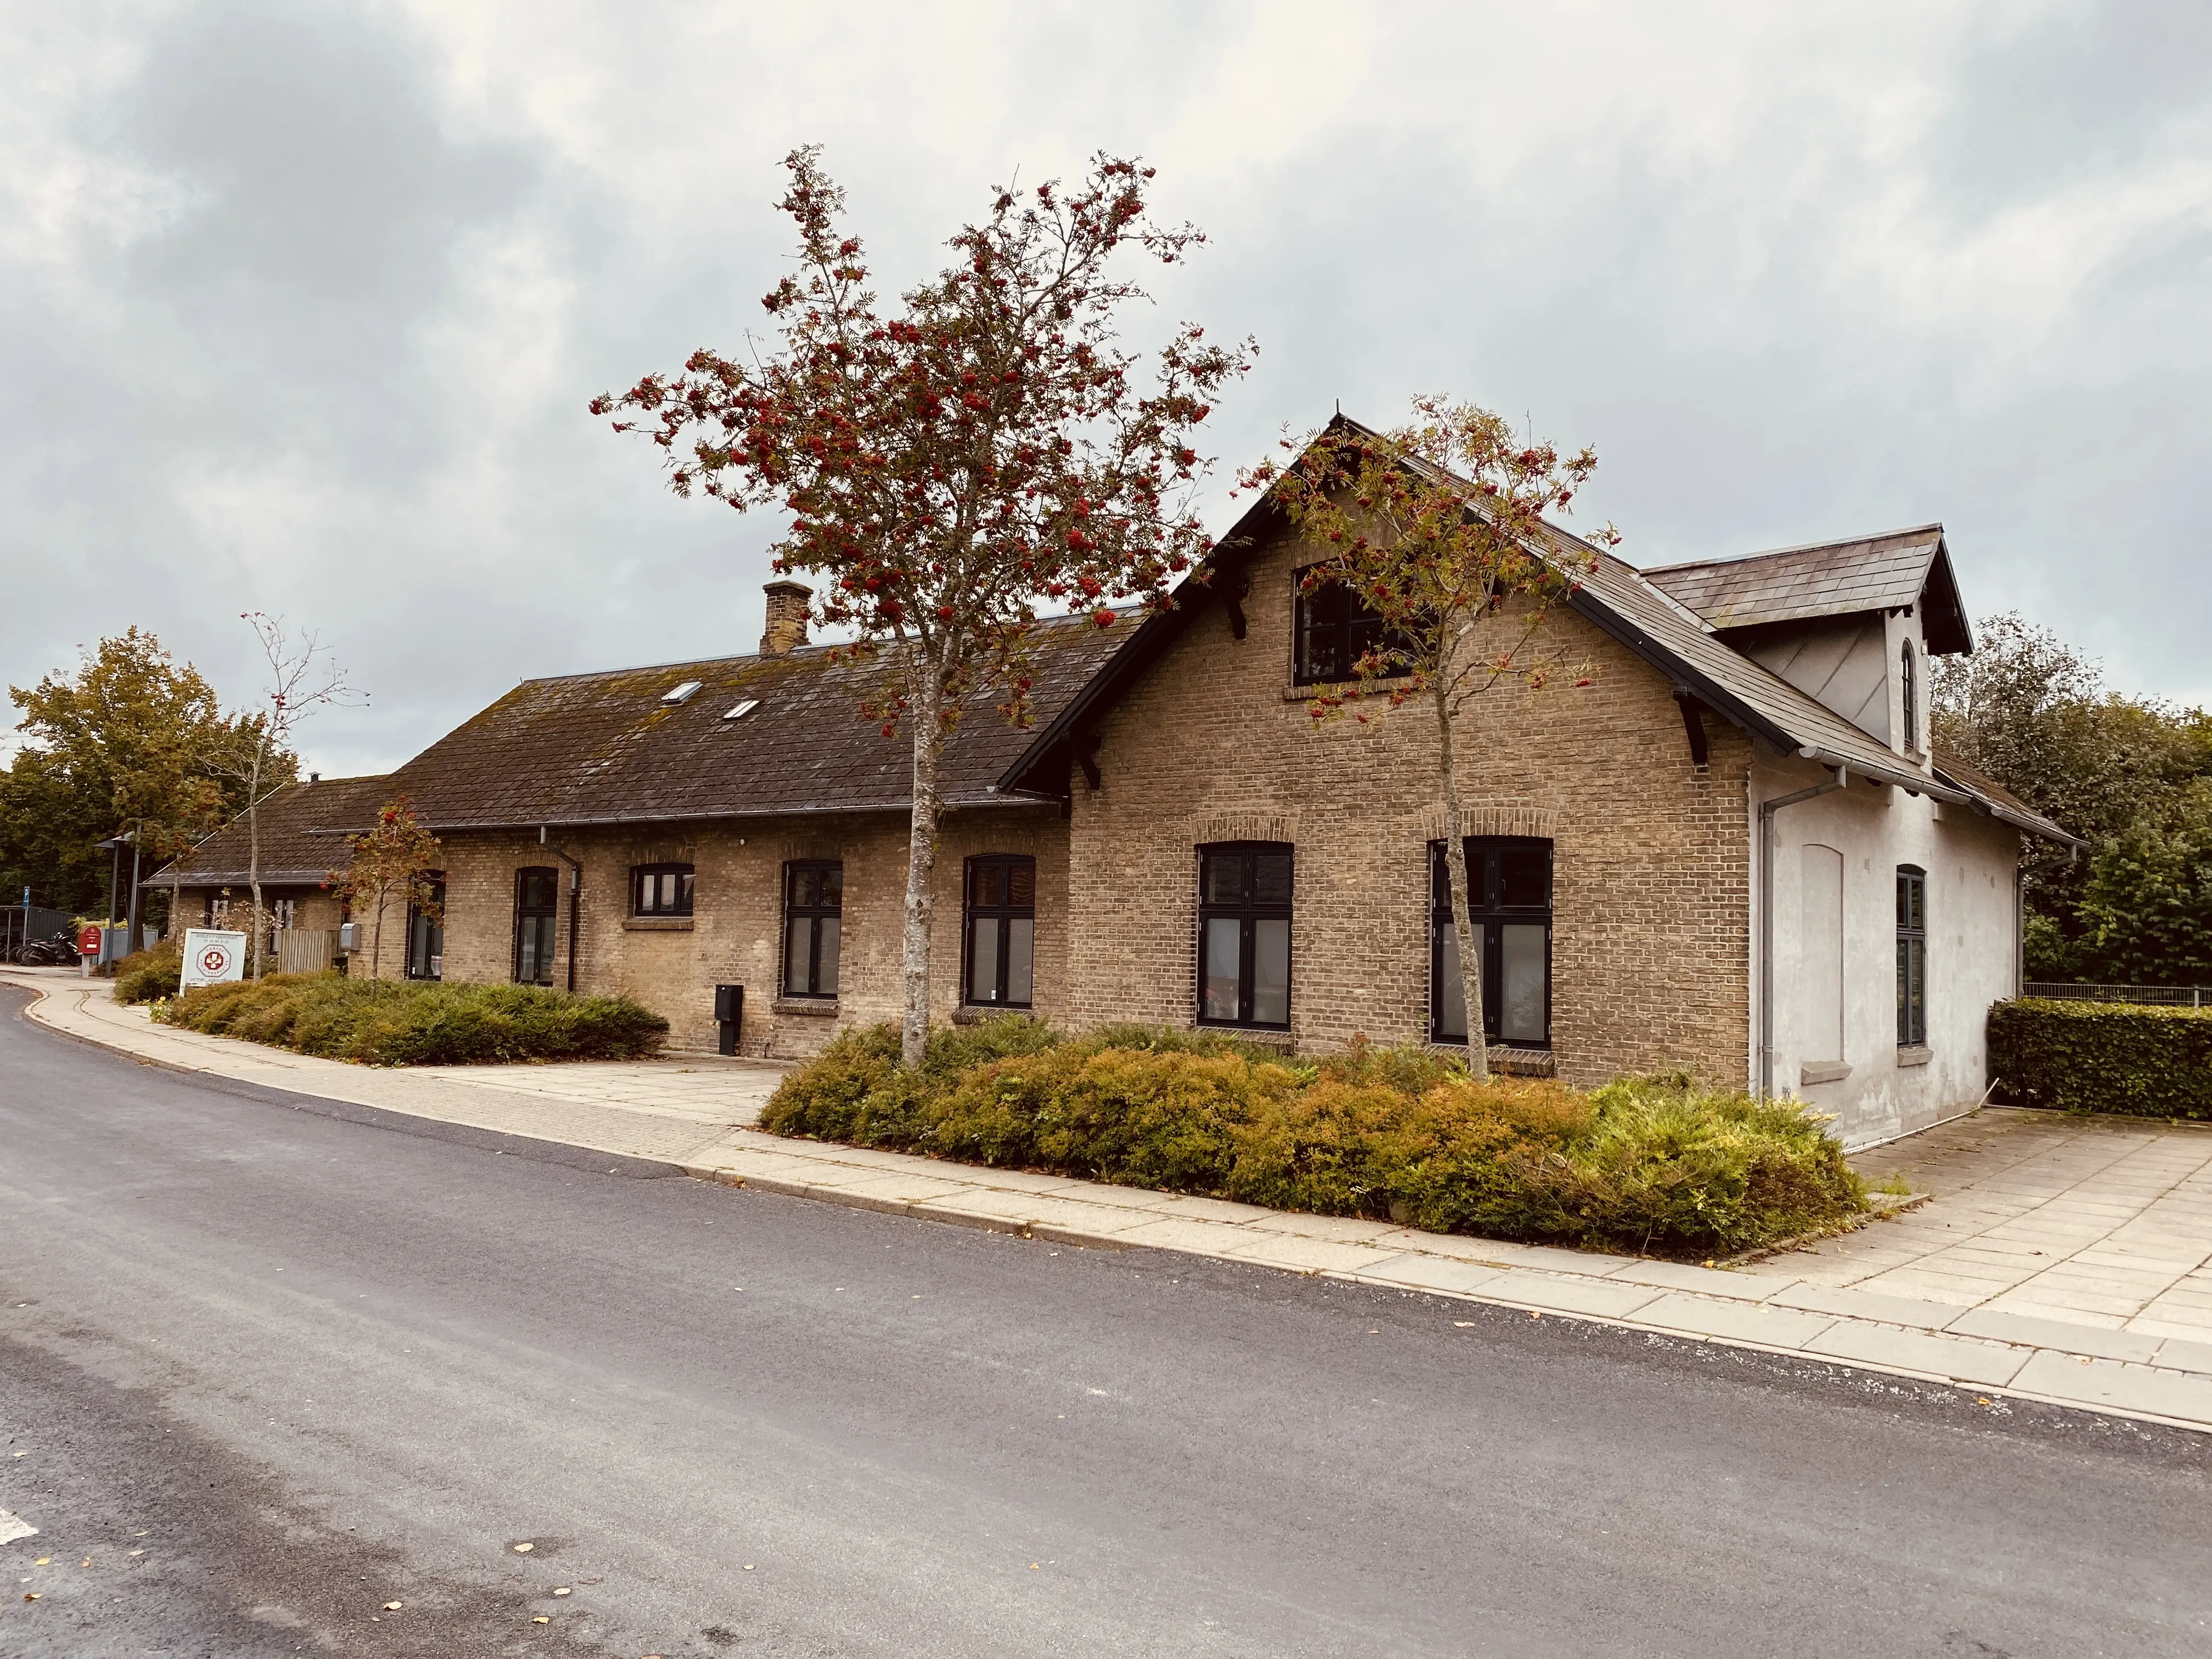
[16,970,2212,1437]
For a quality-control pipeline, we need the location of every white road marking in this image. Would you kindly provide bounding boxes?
[0,1508,38,1545]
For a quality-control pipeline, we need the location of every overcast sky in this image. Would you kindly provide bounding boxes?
[4,1,2207,778]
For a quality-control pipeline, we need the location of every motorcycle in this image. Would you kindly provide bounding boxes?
[12,929,82,967]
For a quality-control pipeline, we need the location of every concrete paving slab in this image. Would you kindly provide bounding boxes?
[2011,1351,2212,1425]
[1355,1255,1509,1296]
[1107,1217,1256,1259]
[1765,1283,1967,1331]
[1939,1308,2165,1365]
[1629,1294,1837,1350]
[2145,1335,2212,1375]
[1803,1323,2030,1388]
[1604,1261,1790,1301]
[1222,1233,1406,1276]
[1476,1273,1664,1321]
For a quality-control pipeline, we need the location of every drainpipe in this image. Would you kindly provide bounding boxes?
[539,826,583,994]
[1757,763,1847,1098]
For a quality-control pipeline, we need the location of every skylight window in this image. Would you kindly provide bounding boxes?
[724,699,760,721]
[661,680,702,705]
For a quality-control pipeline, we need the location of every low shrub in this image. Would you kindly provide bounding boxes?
[763,1023,1865,1257]
[1989,998,2212,1119]
[115,945,183,1005]
[160,973,669,1066]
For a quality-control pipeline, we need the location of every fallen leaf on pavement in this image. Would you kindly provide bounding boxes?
[382,1601,403,1611]
[512,1542,534,1553]
[532,1615,550,1623]
[554,1587,572,1596]
[1453,1321,1476,1328]
[23,1593,38,1602]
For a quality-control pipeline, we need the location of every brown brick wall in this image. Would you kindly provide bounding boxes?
[1060,527,1755,1089]
[374,809,1069,1058]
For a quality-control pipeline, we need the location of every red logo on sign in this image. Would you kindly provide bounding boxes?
[199,945,230,975]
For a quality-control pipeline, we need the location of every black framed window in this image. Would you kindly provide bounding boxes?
[964,855,1035,1008]
[631,862,695,917]
[514,867,558,986]
[406,876,445,981]
[1897,865,1927,1048]
[1294,574,1411,686]
[1432,838,1553,1048]
[783,861,842,998]
[1197,843,1293,1028]
[1900,640,1918,752]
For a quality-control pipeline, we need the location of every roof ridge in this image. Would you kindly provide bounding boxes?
[1641,522,1945,575]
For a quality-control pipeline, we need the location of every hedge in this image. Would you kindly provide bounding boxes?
[1988,998,2212,1119]
[761,1019,1867,1259]
[158,973,668,1066]
[115,945,182,1004]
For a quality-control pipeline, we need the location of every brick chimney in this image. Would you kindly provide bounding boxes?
[759,580,812,657]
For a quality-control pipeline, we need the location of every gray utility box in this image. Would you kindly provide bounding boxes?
[714,984,744,1057]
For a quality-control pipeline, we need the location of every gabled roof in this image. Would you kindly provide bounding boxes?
[1643,524,1973,654]
[359,609,1134,833]
[998,414,2074,847]
[153,774,392,888]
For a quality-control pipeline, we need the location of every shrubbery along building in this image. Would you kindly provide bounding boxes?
[159,418,2074,1149]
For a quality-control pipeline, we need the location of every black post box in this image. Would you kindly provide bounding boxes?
[714,983,743,1056]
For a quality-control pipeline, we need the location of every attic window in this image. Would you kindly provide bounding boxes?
[661,680,702,705]
[723,699,760,721]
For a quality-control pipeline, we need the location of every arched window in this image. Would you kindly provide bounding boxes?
[1900,640,1918,752]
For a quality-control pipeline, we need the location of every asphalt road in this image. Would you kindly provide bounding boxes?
[2,986,2208,1658]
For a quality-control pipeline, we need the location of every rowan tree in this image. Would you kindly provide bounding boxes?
[330,795,442,982]
[207,614,358,979]
[1240,400,1613,1077]
[596,146,1251,1065]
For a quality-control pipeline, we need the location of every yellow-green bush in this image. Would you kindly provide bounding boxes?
[761,1024,1865,1257]
[160,973,668,1065]
[115,944,182,1004]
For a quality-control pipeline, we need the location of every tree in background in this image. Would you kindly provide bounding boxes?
[330,796,442,982]
[1240,401,1612,1077]
[1933,612,2212,981]
[0,629,273,921]
[207,614,358,980]
[596,147,1251,1065]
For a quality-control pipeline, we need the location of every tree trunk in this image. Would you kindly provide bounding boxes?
[1435,680,1488,1079]
[900,661,950,1070]
[245,742,265,980]
[370,887,387,983]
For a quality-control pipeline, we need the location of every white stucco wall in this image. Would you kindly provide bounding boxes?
[1752,752,2023,1148]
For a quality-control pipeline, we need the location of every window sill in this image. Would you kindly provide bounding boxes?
[771,996,839,1018]
[1282,674,1417,703]
[623,917,694,932]
[1800,1060,1853,1086]
[1897,1046,1933,1068]
[953,1003,1035,1025]
[1195,1024,1297,1050]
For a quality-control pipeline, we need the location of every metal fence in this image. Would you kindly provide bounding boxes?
[2022,981,2208,1009]
[1,905,75,960]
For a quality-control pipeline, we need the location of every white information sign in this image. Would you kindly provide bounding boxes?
[179,928,248,989]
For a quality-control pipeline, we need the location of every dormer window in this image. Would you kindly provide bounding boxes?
[1899,640,1918,753]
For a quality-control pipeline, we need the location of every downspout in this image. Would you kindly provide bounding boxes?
[1757,763,1847,1099]
[539,826,583,994]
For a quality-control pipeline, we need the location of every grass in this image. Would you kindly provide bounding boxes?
[760,1018,1867,1259]
[157,972,668,1066]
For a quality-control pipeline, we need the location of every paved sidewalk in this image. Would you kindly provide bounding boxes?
[10,967,2212,1433]
[1743,1109,2212,1344]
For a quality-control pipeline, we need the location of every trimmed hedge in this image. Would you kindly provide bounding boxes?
[115,945,183,1005]
[1989,998,2212,1119]
[761,1019,1866,1259]
[159,973,668,1066]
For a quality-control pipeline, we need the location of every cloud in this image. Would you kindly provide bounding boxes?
[3,0,2208,776]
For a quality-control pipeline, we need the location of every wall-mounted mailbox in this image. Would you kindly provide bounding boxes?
[714,983,743,1056]
[337,922,360,952]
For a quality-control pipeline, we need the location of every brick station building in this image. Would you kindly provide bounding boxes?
[233,417,2073,1148]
